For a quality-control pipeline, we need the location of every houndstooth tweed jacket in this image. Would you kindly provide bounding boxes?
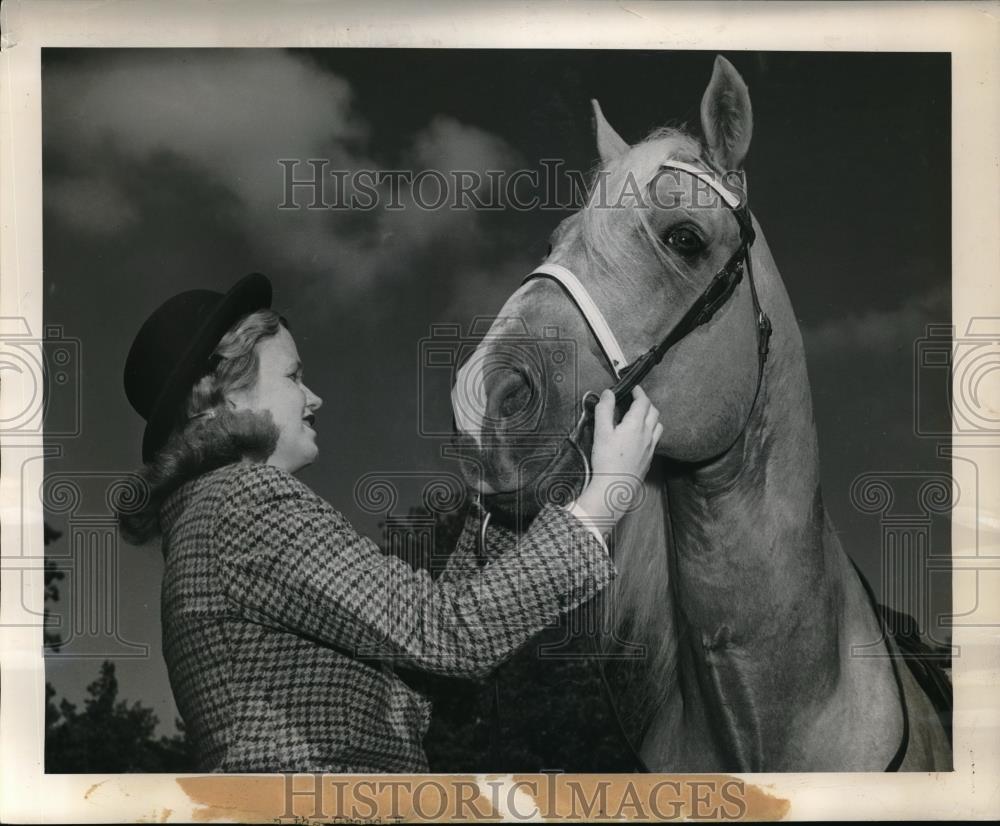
[159,460,614,773]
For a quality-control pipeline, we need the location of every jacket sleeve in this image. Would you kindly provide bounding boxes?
[438,503,609,585]
[436,508,486,585]
[213,463,615,679]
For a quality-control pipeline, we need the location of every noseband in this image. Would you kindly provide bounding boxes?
[480,161,772,525]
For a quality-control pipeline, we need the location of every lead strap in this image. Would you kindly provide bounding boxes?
[472,501,502,766]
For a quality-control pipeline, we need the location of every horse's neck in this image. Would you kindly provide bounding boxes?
[658,327,907,771]
[600,326,828,754]
[619,227,909,771]
[650,252,864,769]
[665,222,828,625]
[642,235,913,772]
[668,322,828,636]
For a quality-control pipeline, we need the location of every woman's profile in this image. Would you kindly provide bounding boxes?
[117,273,661,773]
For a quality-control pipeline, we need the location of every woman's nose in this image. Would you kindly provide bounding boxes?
[306,386,323,410]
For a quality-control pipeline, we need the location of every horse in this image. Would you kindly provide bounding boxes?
[449,56,951,771]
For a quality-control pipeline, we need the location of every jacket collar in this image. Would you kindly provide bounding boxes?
[159,462,246,537]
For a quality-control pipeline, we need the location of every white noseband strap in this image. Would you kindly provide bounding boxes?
[524,263,628,379]
[524,162,744,381]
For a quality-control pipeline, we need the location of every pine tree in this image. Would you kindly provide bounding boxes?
[43,521,196,772]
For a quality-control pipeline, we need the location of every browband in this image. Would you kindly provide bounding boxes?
[657,160,744,208]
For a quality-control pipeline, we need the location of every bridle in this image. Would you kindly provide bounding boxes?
[473,160,773,772]
[479,160,772,526]
[472,161,916,773]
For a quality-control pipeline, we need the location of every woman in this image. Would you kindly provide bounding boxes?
[118,273,661,773]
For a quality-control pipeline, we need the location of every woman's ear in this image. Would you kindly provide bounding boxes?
[700,55,753,171]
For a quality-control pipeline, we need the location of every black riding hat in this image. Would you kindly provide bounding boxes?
[124,273,272,463]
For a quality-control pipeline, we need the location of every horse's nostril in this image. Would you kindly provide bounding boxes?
[500,380,531,418]
[489,367,536,423]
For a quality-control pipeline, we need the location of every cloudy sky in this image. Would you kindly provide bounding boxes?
[41,49,951,732]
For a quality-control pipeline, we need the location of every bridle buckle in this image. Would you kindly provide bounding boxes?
[758,311,773,359]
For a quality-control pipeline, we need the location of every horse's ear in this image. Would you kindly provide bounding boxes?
[700,56,753,171]
[592,99,629,164]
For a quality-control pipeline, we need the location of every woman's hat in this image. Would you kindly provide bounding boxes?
[124,273,273,463]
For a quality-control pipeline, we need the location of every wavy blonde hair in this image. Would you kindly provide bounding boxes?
[117,309,285,544]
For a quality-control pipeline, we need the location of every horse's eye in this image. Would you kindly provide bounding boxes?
[665,227,705,256]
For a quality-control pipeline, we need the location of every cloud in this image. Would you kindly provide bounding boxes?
[410,115,522,175]
[368,115,525,256]
[45,176,138,235]
[43,50,524,302]
[44,50,367,206]
[802,286,949,361]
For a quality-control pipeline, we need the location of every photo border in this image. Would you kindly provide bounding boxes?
[2,0,998,821]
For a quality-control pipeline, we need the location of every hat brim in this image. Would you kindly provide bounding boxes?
[141,273,273,463]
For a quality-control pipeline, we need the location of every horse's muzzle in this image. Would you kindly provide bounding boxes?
[478,393,598,532]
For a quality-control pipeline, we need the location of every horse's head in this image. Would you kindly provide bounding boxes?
[453,56,769,521]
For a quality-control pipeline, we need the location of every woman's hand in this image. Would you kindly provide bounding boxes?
[573,387,662,529]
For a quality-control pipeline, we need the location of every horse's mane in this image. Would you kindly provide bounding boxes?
[599,456,680,729]
[576,129,706,727]
[578,129,725,732]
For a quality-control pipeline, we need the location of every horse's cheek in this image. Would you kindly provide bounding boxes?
[648,352,745,461]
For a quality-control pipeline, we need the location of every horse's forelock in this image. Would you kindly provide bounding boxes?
[598,127,705,197]
[580,129,705,290]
